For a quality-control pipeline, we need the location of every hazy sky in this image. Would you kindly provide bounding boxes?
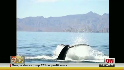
[17,0,109,18]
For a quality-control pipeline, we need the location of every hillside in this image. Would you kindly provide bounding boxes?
[17,11,109,33]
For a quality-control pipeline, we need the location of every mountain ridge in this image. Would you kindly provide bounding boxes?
[17,11,109,33]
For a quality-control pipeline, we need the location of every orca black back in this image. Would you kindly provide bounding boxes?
[57,45,69,60]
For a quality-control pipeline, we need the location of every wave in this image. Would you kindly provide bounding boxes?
[25,44,109,63]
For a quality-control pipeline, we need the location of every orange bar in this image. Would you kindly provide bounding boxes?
[0,67,123,70]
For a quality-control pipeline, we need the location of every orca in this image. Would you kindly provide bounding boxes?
[56,44,90,60]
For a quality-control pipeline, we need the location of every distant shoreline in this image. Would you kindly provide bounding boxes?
[17,31,109,33]
[17,12,109,33]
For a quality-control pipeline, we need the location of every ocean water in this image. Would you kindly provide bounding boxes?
[17,31,109,63]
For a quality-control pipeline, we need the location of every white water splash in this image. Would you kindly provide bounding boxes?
[25,44,109,63]
[72,35,88,45]
[53,44,109,61]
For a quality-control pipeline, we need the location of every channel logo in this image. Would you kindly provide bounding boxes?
[10,56,25,63]
[99,58,115,67]
[104,58,115,63]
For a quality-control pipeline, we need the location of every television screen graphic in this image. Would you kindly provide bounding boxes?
[17,0,109,64]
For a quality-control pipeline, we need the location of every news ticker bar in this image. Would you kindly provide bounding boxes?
[0,63,124,67]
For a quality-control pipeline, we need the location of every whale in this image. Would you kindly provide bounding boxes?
[57,45,70,60]
[56,44,90,60]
